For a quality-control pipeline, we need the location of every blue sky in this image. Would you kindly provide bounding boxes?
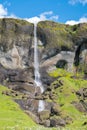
[0,0,87,24]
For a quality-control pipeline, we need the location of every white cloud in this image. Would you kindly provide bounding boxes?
[0,4,7,18]
[79,17,87,22]
[65,17,87,25]
[0,4,58,24]
[26,16,41,24]
[25,11,59,24]
[6,13,17,18]
[69,0,87,5]
[0,3,16,19]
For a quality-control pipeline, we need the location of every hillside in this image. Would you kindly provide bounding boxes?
[0,85,37,129]
[0,18,87,129]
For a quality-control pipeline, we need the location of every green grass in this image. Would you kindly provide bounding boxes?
[49,68,73,78]
[0,85,63,130]
[0,85,37,130]
[1,85,86,130]
[0,67,87,130]
[48,68,87,130]
[54,77,87,130]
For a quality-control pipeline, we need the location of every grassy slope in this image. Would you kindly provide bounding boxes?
[49,69,87,130]
[0,85,37,130]
[0,86,59,130]
[0,76,87,130]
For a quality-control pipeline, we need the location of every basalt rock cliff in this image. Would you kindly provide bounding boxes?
[0,18,87,128]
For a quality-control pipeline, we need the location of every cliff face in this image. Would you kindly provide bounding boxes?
[0,18,34,69]
[0,19,87,72]
[0,18,87,99]
[0,18,87,128]
[37,21,87,85]
[37,21,87,57]
[0,18,35,101]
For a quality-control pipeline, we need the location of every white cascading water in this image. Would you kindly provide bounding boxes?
[34,23,45,112]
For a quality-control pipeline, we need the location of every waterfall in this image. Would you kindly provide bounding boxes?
[34,23,45,112]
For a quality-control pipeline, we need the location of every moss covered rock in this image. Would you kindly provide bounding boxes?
[38,110,50,121]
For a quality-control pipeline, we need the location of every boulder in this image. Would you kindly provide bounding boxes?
[42,120,50,127]
[50,117,66,127]
[72,101,86,112]
[76,88,87,99]
[83,88,87,97]
[25,110,39,124]
[38,110,50,121]
[51,104,60,115]
[49,91,57,100]
[64,116,73,124]
[15,98,39,113]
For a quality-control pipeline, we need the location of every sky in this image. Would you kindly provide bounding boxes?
[0,0,87,25]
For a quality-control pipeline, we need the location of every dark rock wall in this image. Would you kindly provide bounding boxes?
[37,21,87,73]
[0,18,87,88]
[0,18,34,69]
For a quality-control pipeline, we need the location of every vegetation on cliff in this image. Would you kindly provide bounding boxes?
[37,21,74,52]
[0,19,87,129]
[47,68,87,130]
[0,18,33,52]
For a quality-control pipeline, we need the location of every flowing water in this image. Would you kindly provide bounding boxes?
[34,23,45,112]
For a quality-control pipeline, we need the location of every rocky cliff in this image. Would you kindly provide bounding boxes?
[0,18,87,128]
[37,21,87,85]
[0,19,87,80]
[0,18,34,69]
[40,21,87,61]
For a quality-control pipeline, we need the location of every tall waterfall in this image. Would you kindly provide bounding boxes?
[34,23,45,112]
